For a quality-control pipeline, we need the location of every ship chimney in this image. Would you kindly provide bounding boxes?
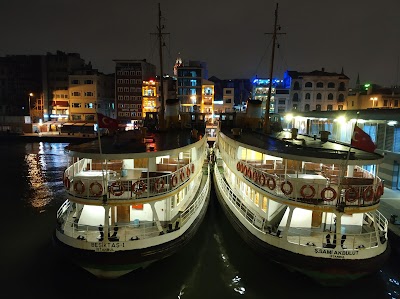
[245,99,263,130]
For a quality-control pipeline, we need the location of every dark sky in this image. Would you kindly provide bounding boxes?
[1,0,400,87]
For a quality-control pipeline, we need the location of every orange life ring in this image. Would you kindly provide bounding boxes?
[89,182,103,196]
[110,181,124,196]
[345,187,358,202]
[180,169,185,182]
[73,180,85,194]
[363,186,374,202]
[321,186,337,201]
[64,176,70,189]
[242,165,247,174]
[171,174,178,187]
[280,181,293,196]
[252,170,259,182]
[258,174,266,186]
[154,178,165,192]
[247,168,252,179]
[186,166,191,177]
[236,162,242,171]
[191,163,195,174]
[300,184,316,199]
[376,184,384,198]
[266,176,276,190]
[132,180,147,195]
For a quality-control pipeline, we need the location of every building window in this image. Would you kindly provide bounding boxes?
[338,105,343,110]
[72,103,81,108]
[117,71,122,75]
[124,96,129,100]
[293,81,300,90]
[328,93,333,100]
[292,104,298,110]
[71,79,79,84]
[84,103,94,108]
[84,91,94,97]
[328,82,335,88]
[118,95,123,100]
[339,82,346,91]
[71,114,81,120]
[117,79,123,84]
[293,93,299,101]
[72,91,81,96]
[316,82,323,88]
[136,79,141,84]
[327,104,333,111]
[225,99,232,103]
[124,79,129,84]
[118,87,123,92]
[304,104,310,111]
[85,115,95,121]
[84,79,93,84]
[130,79,135,84]
[305,93,311,100]
[316,104,321,111]
[395,100,399,107]
[384,100,388,106]
[316,93,322,100]
[124,87,129,92]
[338,94,345,102]
[305,82,312,88]
[136,71,141,76]
[225,90,232,94]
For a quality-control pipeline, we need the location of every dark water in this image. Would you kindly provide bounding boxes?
[2,141,400,299]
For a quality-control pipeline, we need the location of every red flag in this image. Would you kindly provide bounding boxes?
[97,113,119,130]
[351,124,376,153]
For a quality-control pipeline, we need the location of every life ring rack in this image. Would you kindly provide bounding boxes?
[258,174,266,186]
[236,161,242,172]
[186,166,191,178]
[89,181,103,197]
[321,186,337,201]
[280,181,293,196]
[154,177,165,192]
[300,184,316,199]
[375,184,384,199]
[73,180,85,194]
[252,170,259,182]
[132,180,147,196]
[110,181,124,196]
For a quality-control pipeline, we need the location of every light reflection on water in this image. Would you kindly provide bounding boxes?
[1,141,400,299]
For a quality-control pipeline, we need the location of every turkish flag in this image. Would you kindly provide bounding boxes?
[351,125,376,153]
[97,113,119,130]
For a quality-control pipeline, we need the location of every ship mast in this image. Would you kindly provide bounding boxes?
[157,3,166,131]
[263,3,284,134]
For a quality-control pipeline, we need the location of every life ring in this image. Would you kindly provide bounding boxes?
[247,168,252,179]
[259,174,266,186]
[73,180,85,194]
[300,184,316,199]
[171,174,178,187]
[345,187,358,202]
[180,169,185,182]
[154,178,165,192]
[266,176,276,190]
[89,182,103,196]
[363,186,374,202]
[242,165,247,174]
[376,184,384,198]
[280,181,293,196]
[191,163,195,174]
[236,162,242,171]
[252,171,259,182]
[321,186,337,201]
[110,181,124,196]
[64,176,70,189]
[132,180,147,195]
[186,166,191,177]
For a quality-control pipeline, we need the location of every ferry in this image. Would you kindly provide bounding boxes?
[212,101,390,286]
[53,122,211,278]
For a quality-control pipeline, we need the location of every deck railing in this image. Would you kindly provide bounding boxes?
[214,164,388,251]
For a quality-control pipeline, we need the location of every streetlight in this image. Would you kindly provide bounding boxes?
[370,97,378,108]
[28,93,33,121]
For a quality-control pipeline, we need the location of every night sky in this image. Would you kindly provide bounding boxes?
[1,0,400,86]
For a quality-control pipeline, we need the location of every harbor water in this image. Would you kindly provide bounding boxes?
[2,141,400,299]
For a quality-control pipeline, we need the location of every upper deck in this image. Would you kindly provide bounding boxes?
[65,128,205,158]
[220,127,383,165]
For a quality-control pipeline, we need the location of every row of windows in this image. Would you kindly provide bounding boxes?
[71,103,96,108]
[293,81,346,90]
[118,111,143,117]
[54,94,69,98]
[71,79,94,85]
[117,103,142,109]
[293,104,343,111]
[116,71,142,76]
[117,79,143,84]
[71,114,95,121]
[71,91,95,97]
[117,95,142,101]
[117,87,142,92]
[292,93,345,101]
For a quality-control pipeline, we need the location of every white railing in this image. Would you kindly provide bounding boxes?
[214,164,388,250]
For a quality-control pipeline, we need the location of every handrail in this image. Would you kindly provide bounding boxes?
[214,165,387,250]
